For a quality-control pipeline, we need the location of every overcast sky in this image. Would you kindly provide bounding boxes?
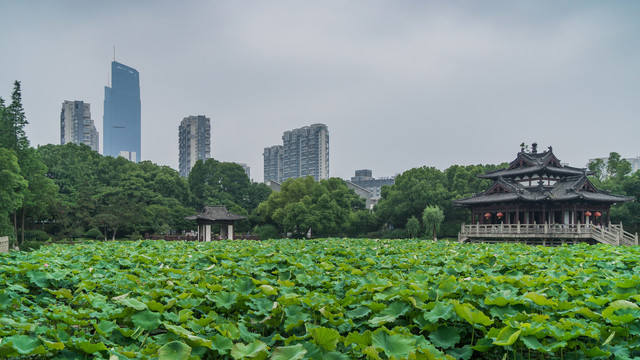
[1,1,639,181]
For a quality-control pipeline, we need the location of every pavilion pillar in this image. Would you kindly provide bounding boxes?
[205,224,211,242]
[227,224,234,240]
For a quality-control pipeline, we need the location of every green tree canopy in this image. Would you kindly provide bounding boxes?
[422,205,444,241]
[0,148,27,239]
[257,176,364,237]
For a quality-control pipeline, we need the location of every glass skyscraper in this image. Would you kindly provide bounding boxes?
[103,61,141,162]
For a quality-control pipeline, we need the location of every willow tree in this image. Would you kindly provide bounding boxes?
[422,205,444,241]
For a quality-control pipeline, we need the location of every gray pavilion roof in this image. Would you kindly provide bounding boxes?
[454,174,633,207]
[185,206,247,222]
[479,148,589,179]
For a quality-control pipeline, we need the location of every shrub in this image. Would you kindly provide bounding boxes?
[253,224,281,240]
[19,230,51,242]
[85,228,103,240]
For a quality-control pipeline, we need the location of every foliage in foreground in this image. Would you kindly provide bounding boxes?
[1,240,639,359]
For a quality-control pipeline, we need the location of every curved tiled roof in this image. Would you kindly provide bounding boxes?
[454,174,633,207]
[185,206,247,222]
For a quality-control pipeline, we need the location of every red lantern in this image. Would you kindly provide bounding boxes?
[484,212,491,219]
[585,211,592,217]
[594,211,601,218]
[497,212,503,219]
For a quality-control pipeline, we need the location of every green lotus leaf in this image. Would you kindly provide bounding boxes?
[453,302,493,327]
[429,326,461,349]
[371,328,416,359]
[369,301,410,326]
[94,320,119,336]
[471,338,494,352]
[346,306,371,319]
[344,330,372,351]
[37,336,65,351]
[235,277,255,294]
[523,292,557,307]
[47,288,73,299]
[307,324,340,351]
[493,326,521,346]
[362,345,381,360]
[217,323,241,340]
[447,345,473,360]
[211,334,234,355]
[230,340,269,359]
[0,317,32,331]
[115,297,147,310]
[238,322,261,343]
[157,341,192,360]
[521,336,545,351]
[209,291,238,309]
[4,335,45,355]
[250,297,276,316]
[179,308,193,323]
[146,300,165,312]
[284,305,311,331]
[270,343,307,360]
[132,309,162,331]
[602,300,640,325]
[260,284,278,296]
[422,302,454,324]
[76,340,108,354]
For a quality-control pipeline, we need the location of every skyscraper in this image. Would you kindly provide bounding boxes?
[178,115,211,177]
[60,100,99,151]
[263,145,284,182]
[264,123,329,182]
[103,61,141,162]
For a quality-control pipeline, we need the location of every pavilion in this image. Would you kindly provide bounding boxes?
[185,206,246,241]
[454,144,636,246]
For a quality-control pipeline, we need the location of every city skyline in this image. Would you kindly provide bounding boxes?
[60,100,99,152]
[178,115,211,177]
[1,2,639,181]
[103,61,141,162]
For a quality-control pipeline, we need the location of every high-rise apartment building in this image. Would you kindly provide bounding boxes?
[178,115,211,177]
[263,145,284,182]
[60,100,99,151]
[263,123,329,182]
[103,61,141,162]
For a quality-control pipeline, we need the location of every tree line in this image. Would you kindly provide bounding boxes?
[2,80,639,245]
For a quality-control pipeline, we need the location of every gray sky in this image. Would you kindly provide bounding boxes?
[1,1,639,182]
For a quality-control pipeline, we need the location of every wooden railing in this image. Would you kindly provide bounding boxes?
[459,223,638,246]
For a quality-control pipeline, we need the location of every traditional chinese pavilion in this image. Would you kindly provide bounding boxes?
[454,144,636,246]
[185,206,246,241]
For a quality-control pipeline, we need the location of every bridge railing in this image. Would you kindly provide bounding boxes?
[459,223,638,246]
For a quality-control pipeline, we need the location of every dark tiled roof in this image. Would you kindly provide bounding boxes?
[185,206,246,222]
[480,149,590,179]
[454,175,633,207]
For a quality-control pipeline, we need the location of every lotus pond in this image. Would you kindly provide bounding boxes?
[1,239,639,359]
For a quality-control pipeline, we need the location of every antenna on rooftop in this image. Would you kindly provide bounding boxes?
[113,46,116,62]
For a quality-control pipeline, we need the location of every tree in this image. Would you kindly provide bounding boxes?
[606,152,632,179]
[422,205,444,241]
[0,149,27,240]
[588,158,606,181]
[16,147,58,245]
[0,81,29,152]
[406,216,420,238]
[257,176,364,237]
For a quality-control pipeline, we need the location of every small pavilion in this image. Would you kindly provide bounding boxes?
[454,144,636,245]
[185,206,246,241]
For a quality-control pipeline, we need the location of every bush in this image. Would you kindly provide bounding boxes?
[253,224,281,240]
[19,230,51,242]
[85,228,103,240]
